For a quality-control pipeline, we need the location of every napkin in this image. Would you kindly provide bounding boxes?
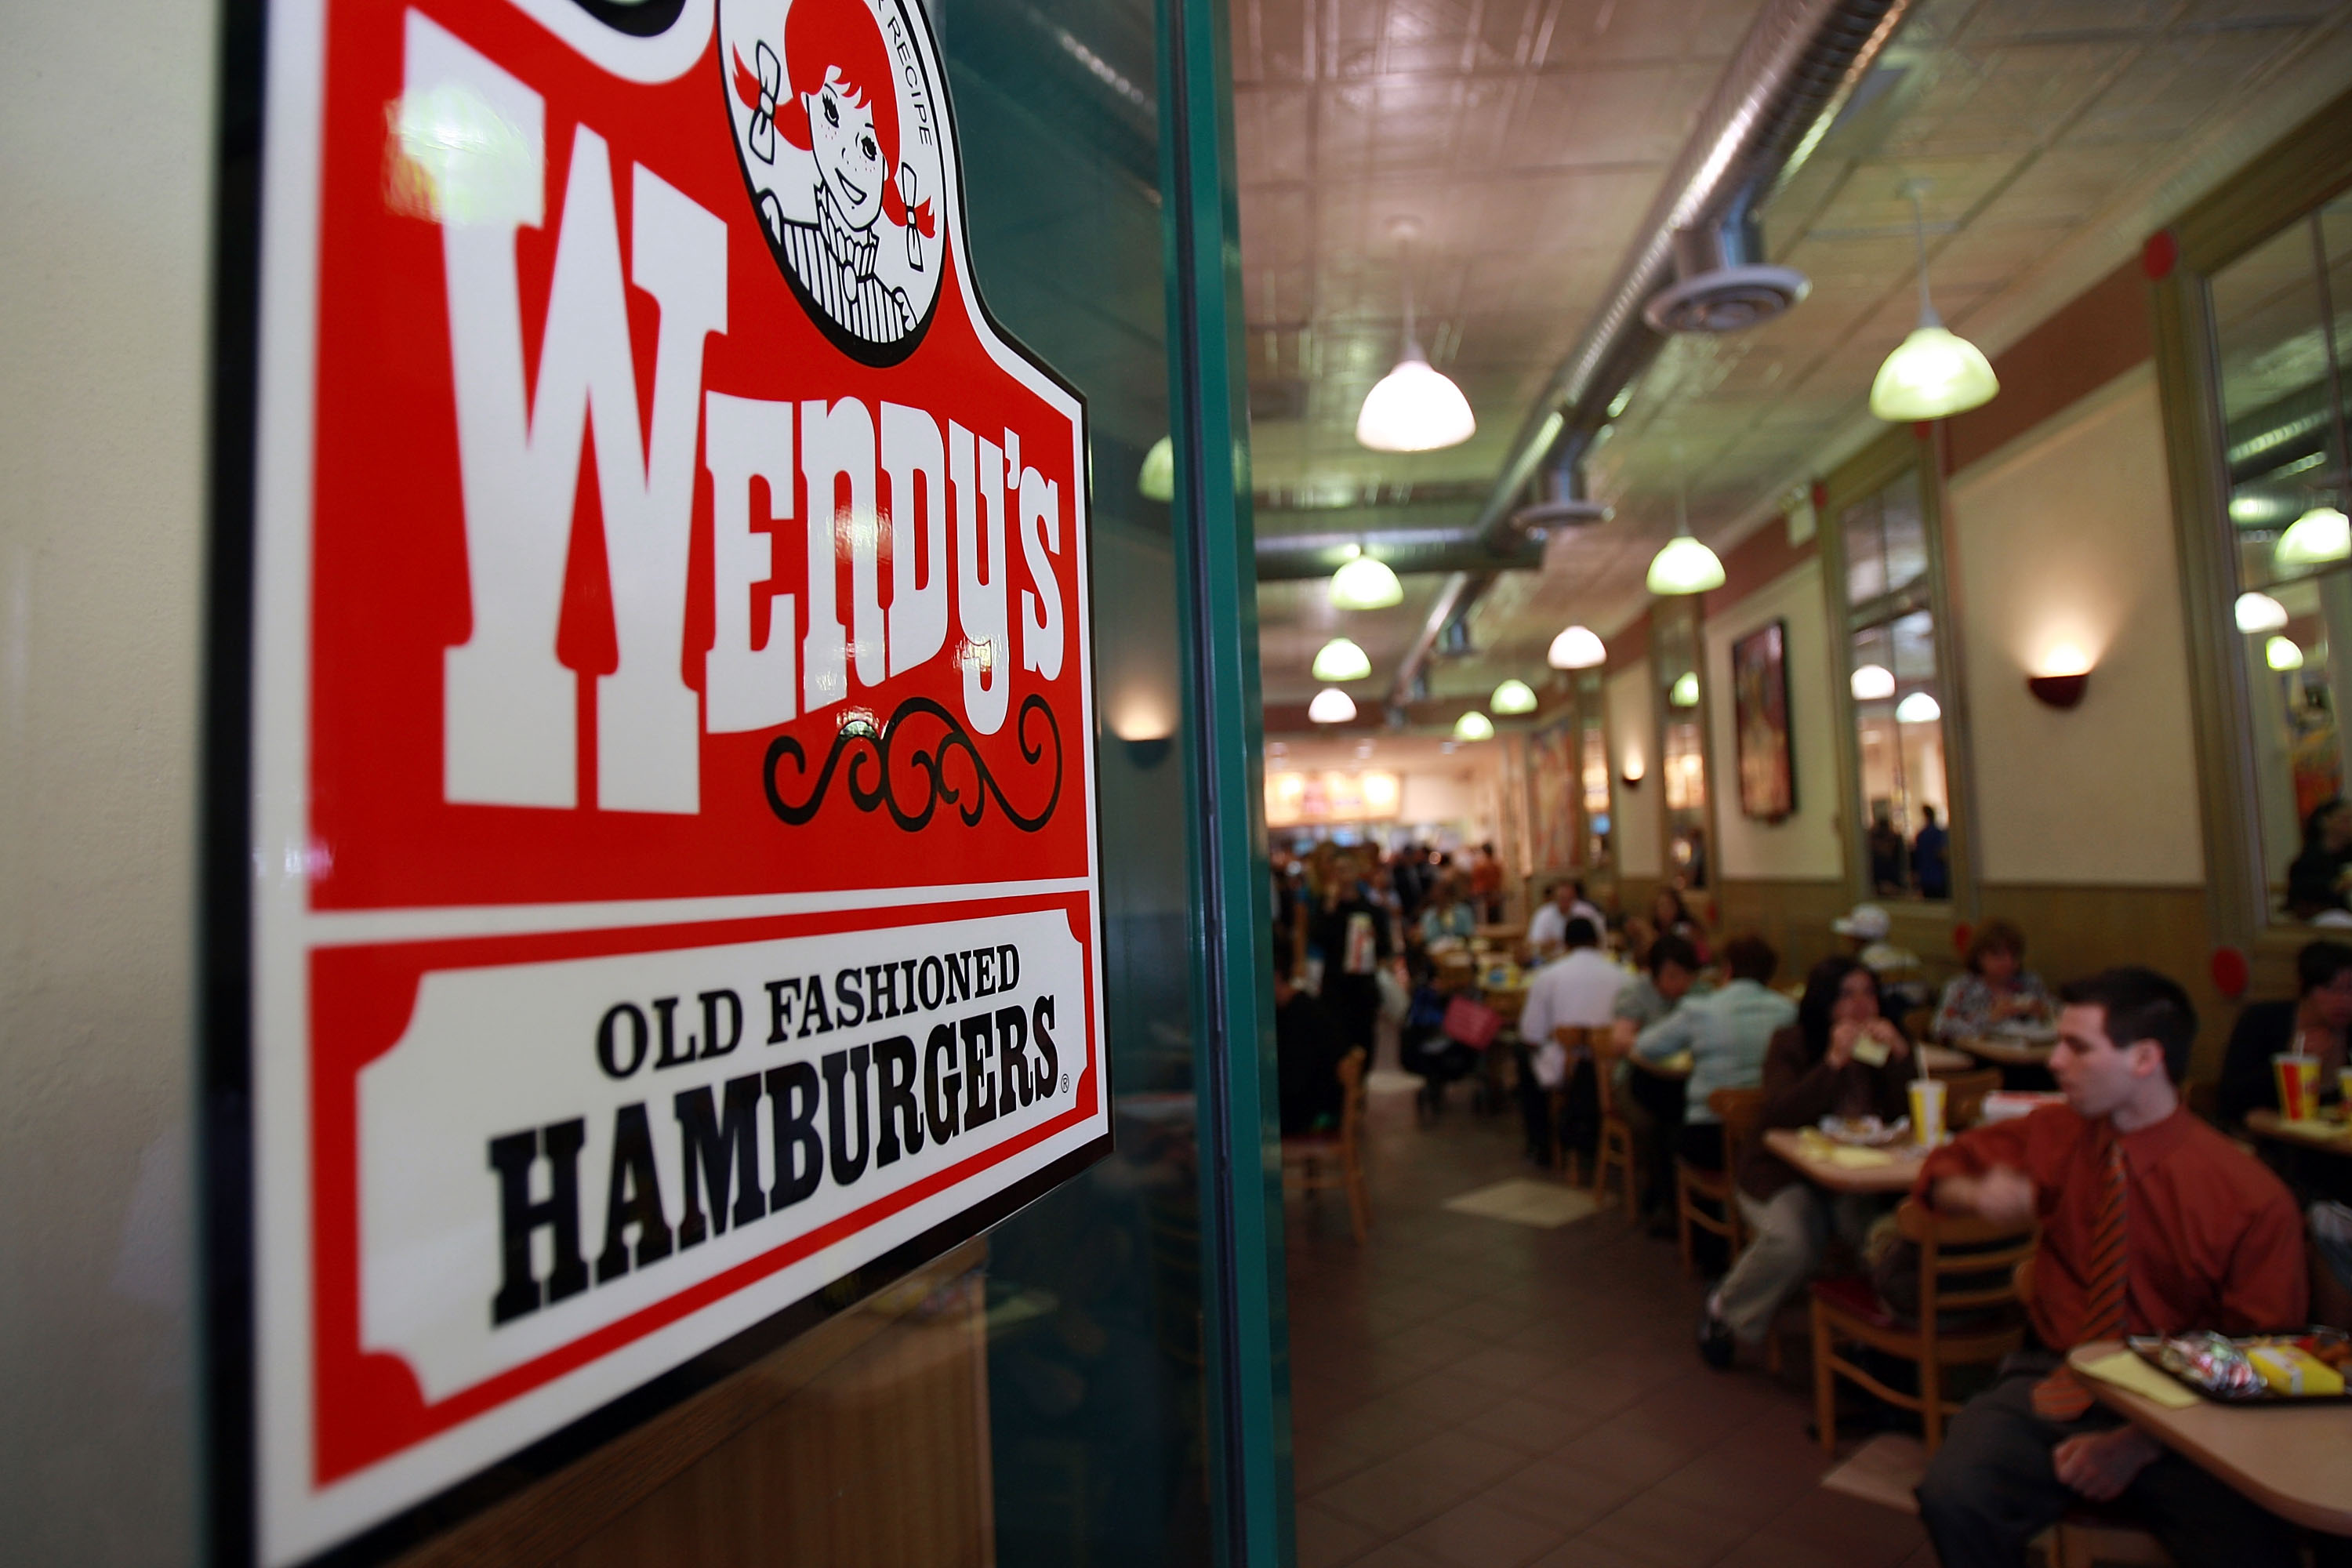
[2077,1350,2199,1410]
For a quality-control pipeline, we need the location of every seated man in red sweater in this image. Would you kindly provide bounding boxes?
[1913,967,2308,1568]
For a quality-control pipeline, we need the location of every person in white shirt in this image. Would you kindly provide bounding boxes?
[1526,880,1609,960]
[1516,918,1627,1163]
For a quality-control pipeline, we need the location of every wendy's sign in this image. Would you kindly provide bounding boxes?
[223,0,1105,1559]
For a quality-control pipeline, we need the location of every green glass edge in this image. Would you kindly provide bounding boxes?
[1156,0,1294,1563]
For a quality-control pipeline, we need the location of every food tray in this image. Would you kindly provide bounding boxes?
[2126,1330,2352,1404]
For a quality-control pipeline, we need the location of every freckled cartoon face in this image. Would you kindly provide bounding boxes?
[807,73,886,229]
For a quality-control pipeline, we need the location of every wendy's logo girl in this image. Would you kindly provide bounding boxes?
[722,0,946,359]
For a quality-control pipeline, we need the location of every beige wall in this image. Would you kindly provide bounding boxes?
[1704,559,1847,883]
[1403,768,1475,826]
[1,0,212,1556]
[1606,659,1662,879]
[1948,368,2205,887]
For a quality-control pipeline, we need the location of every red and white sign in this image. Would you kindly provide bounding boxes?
[238,0,1103,1558]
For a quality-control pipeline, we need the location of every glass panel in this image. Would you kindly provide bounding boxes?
[1581,719,1613,872]
[1880,477,1929,600]
[1654,610,1709,890]
[1850,616,1951,902]
[946,5,1218,1562]
[439,5,1223,1564]
[2212,199,2352,926]
[1843,491,1888,605]
[1839,470,1926,612]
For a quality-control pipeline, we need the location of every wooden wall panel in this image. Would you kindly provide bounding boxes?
[1714,880,1852,989]
[396,1242,992,1568]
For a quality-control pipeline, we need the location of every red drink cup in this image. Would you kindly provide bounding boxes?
[2274,1054,2322,1120]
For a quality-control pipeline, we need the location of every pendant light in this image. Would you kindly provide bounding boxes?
[1311,637,1373,683]
[1870,183,1998,423]
[1356,221,1475,453]
[1896,691,1943,724]
[1453,710,1495,742]
[1308,687,1358,723]
[1138,435,1174,502]
[2234,592,2289,633]
[1329,550,1405,610]
[1646,447,1725,596]
[2267,637,2306,672]
[2275,505,2352,569]
[1490,679,1537,715]
[1668,671,1700,708]
[1850,663,1896,701]
[1547,625,1606,670]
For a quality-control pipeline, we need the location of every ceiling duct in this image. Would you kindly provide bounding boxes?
[1254,526,1545,581]
[1510,441,1613,532]
[1642,201,1812,335]
[1386,0,1915,710]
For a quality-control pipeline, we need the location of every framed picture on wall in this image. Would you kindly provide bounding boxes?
[1733,620,1796,822]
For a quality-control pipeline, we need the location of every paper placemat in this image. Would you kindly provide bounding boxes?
[2078,1349,2199,1409]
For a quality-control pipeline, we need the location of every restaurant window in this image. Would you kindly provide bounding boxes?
[1653,604,1711,889]
[1580,681,1615,873]
[2206,195,2352,924]
[1833,463,1958,903]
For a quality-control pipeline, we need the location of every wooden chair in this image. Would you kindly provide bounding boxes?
[1675,1087,1764,1278]
[1545,1026,1603,1182]
[1589,1032,1639,1221]
[1283,1048,1369,1243]
[1936,1066,2002,1129]
[1811,1199,2035,1456]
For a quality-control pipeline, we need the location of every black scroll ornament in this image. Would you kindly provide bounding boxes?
[763,694,1062,833]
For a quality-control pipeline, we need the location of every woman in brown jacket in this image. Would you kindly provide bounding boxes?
[1698,956,1915,1368]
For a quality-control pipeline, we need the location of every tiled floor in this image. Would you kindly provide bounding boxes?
[1283,1073,1940,1568]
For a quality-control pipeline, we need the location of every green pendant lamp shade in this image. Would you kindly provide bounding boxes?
[1647,535,1726,595]
[1870,185,1998,423]
[1329,554,1405,609]
[2275,506,2352,570]
[1311,637,1373,683]
[1308,687,1358,723]
[1452,710,1495,742]
[1490,679,1537,715]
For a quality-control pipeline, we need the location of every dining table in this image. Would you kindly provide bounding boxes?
[2067,1340,2352,1537]
[2243,1106,2352,1156]
[1759,1127,1930,1195]
[1959,1033,2056,1069]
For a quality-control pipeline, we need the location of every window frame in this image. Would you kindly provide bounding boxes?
[1817,426,1980,918]
[2154,89,2352,964]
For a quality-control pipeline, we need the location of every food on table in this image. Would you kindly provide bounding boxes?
[2148,1332,2266,1398]
[2248,1344,2345,1397]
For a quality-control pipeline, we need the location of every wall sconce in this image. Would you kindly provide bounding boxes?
[1621,750,1646,788]
[1109,692,1176,768]
[2025,643,2092,710]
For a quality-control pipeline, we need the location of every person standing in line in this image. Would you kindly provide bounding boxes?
[1468,841,1504,924]
[1914,968,2309,1568]
[1313,850,1392,1068]
[1914,804,1950,899]
[1868,805,1908,895]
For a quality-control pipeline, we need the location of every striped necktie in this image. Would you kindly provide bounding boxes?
[2034,1139,2127,1421]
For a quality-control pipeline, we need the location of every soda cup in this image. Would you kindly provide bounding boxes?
[1909,1077,1947,1148]
[2274,1054,2322,1120]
